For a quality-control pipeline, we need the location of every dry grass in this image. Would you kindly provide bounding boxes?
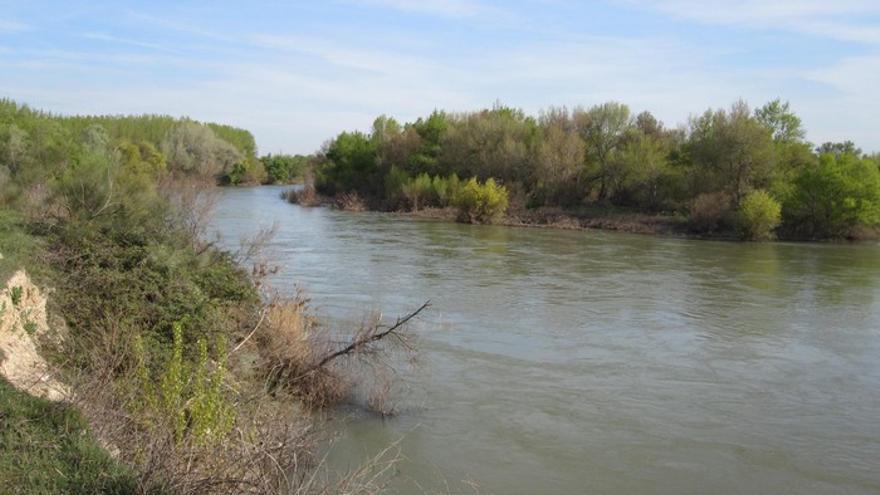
[61,316,407,495]
[283,185,323,207]
[335,192,366,212]
[246,293,424,413]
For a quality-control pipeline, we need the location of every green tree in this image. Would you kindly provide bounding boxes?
[755,100,805,143]
[533,115,585,206]
[816,141,862,158]
[161,122,243,179]
[784,153,880,238]
[687,101,776,205]
[618,132,671,210]
[317,131,379,196]
[577,102,633,201]
[0,124,28,173]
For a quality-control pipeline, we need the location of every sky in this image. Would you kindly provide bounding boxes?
[1,0,879,154]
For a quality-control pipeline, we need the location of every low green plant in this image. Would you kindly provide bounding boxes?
[23,320,37,335]
[737,190,782,240]
[9,285,22,306]
[432,173,461,207]
[0,377,144,494]
[401,172,434,210]
[452,177,509,224]
[134,321,236,445]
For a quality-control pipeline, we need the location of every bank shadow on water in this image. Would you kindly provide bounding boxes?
[210,186,880,495]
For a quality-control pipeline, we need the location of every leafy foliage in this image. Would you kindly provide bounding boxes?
[453,177,510,224]
[312,98,877,239]
[783,153,880,238]
[261,154,312,184]
[737,190,782,240]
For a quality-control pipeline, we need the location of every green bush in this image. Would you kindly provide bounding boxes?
[737,190,782,240]
[452,177,509,224]
[432,173,461,207]
[260,154,311,184]
[383,165,409,208]
[401,172,434,210]
[133,322,235,445]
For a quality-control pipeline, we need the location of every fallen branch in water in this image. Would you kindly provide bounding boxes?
[297,301,429,380]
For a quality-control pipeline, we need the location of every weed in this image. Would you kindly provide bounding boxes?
[9,285,22,306]
[23,320,37,335]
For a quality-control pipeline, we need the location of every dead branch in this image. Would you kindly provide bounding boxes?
[297,301,429,381]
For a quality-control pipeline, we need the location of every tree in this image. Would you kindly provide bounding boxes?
[784,153,880,238]
[317,131,379,196]
[1,124,28,173]
[440,106,536,183]
[816,141,862,158]
[533,119,585,206]
[409,111,448,175]
[618,132,671,210]
[687,101,776,205]
[635,111,663,138]
[755,100,805,143]
[260,154,311,184]
[161,122,243,179]
[577,102,633,201]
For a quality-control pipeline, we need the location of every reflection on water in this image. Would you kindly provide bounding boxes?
[210,186,880,495]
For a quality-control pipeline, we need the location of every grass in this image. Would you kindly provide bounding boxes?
[0,209,45,283]
[0,378,153,495]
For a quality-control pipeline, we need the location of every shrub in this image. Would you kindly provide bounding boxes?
[335,191,365,211]
[383,166,409,209]
[283,184,320,207]
[452,177,509,224]
[401,173,434,211]
[433,174,461,207]
[689,191,734,233]
[260,154,311,184]
[737,190,781,240]
[132,322,235,445]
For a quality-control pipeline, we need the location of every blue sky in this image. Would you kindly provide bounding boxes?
[1,0,879,153]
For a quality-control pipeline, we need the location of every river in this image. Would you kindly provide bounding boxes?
[210,185,880,494]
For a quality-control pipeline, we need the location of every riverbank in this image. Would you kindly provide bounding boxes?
[0,100,415,494]
[403,205,690,236]
[285,187,878,242]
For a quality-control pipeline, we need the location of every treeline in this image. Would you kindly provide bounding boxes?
[0,99,313,188]
[313,101,880,240]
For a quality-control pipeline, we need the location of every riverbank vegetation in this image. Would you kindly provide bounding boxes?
[0,99,417,494]
[308,101,880,240]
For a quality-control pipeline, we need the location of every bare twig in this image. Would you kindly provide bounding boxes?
[301,301,429,379]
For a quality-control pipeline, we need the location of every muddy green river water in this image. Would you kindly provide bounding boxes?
[211,186,880,494]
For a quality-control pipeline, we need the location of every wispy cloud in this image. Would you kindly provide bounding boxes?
[0,20,30,33]
[622,0,880,44]
[1,1,878,152]
[344,0,498,18]
[81,32,178,53]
